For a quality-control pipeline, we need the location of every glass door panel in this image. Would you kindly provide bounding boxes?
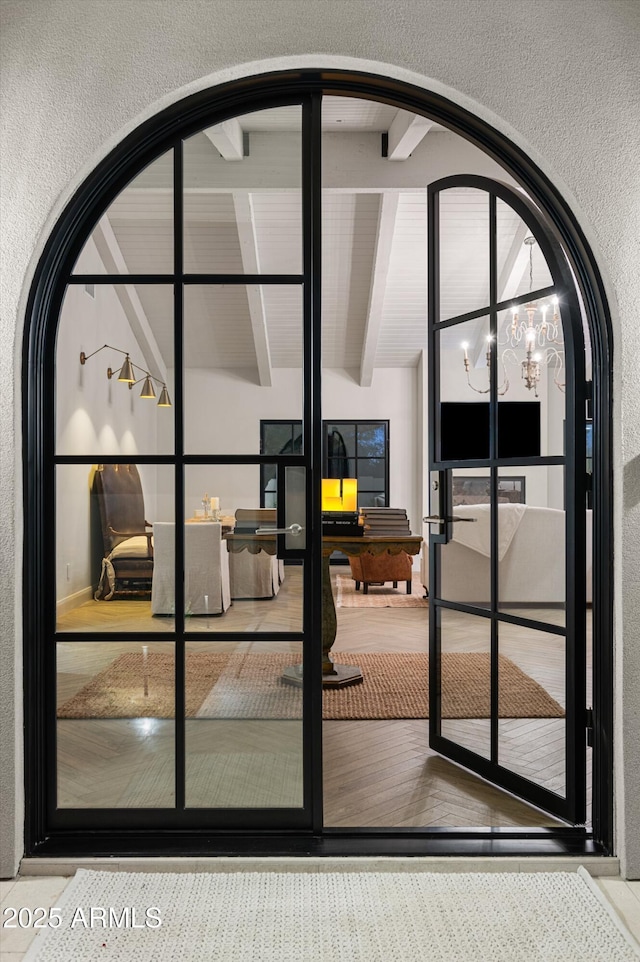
[437,316,492,462]
[439,608,491,759]
[496,200,552,296]
[498,464,566,628]
[497,304,566,458]
[57,284,174,457]
[185,641,304,808]
[438,187,490,321]
[183,464,303,632]
[56,640,175,808]
[55,463,174,633]
[72,150,174,276]
[183,106,302,275]
[439,468,491,609]
[183,285,303,455]
[497,622,566,796]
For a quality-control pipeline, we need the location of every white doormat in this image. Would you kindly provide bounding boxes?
[23,867,639,962]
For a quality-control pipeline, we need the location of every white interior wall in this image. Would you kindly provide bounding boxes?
[55,237,160,604]
[172,367,419,540]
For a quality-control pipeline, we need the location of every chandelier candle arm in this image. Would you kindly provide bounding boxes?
[461,336,509,396]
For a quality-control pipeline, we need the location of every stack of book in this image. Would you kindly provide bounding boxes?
[359,507,411,536]
[322,511,362,536]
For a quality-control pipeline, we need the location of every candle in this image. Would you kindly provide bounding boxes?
[210,497,219,511]
[461,341,469,361]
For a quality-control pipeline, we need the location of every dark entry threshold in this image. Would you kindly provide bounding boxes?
[28,828,603,859]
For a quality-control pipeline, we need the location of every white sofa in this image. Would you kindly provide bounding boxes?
[420,505,592,605]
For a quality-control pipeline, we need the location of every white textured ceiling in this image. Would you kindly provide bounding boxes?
[72,98,550,381]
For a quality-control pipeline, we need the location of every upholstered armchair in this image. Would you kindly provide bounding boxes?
[349,551,413,594]
[92,463,154,600]
[228,508,285,600]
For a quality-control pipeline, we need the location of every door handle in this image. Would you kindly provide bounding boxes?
[255,523,304,536]
[423,515,478,523]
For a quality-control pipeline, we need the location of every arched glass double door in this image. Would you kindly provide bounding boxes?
[27,80,592,852]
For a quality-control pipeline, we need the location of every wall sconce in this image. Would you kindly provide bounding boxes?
[322,478,358,513]
[79,344,171,407]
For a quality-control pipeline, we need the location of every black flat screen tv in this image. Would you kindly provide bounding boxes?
[439,401,541,460]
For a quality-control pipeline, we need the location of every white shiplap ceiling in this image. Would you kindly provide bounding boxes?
[72,98,549,383]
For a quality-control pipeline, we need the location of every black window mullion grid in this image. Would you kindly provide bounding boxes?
[427,186,444,747]
[489,193,499,766]
[562,282,588,826]
[46,307,60,826]
[173,138,186,811]
[434,285,557,331]
[67,274,304,286]
[303,91,324,834]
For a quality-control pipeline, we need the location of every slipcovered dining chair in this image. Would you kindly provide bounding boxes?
[92,463,154,600]
[228,508,285,600]
[151,522,231,616]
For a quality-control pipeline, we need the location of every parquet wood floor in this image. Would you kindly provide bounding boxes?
[55,566,592,828]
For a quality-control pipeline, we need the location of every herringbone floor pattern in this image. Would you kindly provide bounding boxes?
[55,566,591,827]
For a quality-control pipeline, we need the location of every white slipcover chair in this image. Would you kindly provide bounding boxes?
[229,508,284,600]
[151,522,231,616]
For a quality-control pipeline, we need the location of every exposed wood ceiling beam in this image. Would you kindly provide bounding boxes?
[93,216,167,382]
[232,192,272,387]
[132,131,508,192]
[359,194,400,386]
[498,220,531,304]
[203,119,244,161]
[386,110,433,161]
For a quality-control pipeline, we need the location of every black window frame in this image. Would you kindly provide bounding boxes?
[260,419,390,511]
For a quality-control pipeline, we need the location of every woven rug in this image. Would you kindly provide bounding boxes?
[57,651,564,720]
[337,573,427,607]
[22,868,640,962]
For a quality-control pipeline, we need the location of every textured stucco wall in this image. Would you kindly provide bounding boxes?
[1,0,639,877]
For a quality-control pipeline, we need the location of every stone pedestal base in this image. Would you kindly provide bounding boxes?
[281,663,364,688]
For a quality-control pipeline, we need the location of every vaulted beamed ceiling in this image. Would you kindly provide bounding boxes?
[75,98,553,384]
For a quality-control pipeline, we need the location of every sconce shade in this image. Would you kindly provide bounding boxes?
[322,478,357,512]
[118,355,136,383]
[139,375,156,399]
[157,385,172,407]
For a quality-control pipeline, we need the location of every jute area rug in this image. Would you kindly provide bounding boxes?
[57,651,564,720]
[23,868,640,962]
[337,573,427,607]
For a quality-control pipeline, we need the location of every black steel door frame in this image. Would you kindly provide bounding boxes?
[23,69,613,857]
[427,175,587,824]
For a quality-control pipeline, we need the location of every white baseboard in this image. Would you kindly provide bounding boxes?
[56,585,93,617]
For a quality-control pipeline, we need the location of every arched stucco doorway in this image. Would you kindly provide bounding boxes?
[23,68,613,858]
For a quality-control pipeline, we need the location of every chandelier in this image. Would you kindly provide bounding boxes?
[462,236,565,397]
